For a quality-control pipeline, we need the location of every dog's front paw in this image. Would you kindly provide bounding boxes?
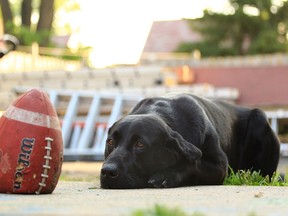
[148,172,180,188]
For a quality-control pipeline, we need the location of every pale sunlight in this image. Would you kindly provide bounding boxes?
[67,0,229,68]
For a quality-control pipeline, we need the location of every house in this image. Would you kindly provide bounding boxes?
[192,65,288,108]
[143,19,201,53]
[142,20,288,109]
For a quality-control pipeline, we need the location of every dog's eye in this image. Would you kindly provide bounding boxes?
[134,141,145,149]
[107,139,114,147]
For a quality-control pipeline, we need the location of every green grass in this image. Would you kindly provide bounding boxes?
[131,204,204,216]
[59,172,99,182]
[131,204,260,216]
[131,205,260,216]
[223,168,287,186]
[130,204,263,216]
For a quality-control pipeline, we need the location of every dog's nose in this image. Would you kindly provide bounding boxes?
[101,164,119,178]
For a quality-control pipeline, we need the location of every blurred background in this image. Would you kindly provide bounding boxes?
[0,0,288,162]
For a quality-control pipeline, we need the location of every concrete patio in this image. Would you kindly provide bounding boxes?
[0,160,288,216]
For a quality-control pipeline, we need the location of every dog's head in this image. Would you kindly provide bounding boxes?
[100,114,202,189]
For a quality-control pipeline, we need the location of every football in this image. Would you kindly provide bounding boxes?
[0,88,63,194]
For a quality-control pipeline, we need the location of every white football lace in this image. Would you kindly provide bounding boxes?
[35,137,53,194]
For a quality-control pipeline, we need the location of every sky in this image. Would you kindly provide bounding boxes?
[64,0,230,68]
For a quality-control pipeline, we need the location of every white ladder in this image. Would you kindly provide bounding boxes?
[47,89,141,160]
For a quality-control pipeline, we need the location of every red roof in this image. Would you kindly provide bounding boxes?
[143,20,201,53]
[193,66,288,107]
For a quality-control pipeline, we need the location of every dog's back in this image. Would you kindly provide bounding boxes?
[130,93,280,177]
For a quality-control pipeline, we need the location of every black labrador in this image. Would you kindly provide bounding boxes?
[100,94,280,189]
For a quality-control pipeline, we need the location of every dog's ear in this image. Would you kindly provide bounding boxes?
[166,127,202,161]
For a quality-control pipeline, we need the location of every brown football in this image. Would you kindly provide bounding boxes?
[0,88,63,194]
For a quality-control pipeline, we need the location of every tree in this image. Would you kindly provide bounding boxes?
[0,0,13,31]
[37,0,54,45]
[0,0,54,46]
[176,0,288,56]
[21,0,32,27]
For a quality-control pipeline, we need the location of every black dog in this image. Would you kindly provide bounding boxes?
[100,94,280,189]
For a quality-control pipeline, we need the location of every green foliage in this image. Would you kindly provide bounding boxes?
[248,30,287,54]
[176,42,237,56]
[0,0,80,47]
[131,204,190,216]
[55,0,80,12]
[5,21,51,46]
[224,168,287,186]
[177,0,288,56]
